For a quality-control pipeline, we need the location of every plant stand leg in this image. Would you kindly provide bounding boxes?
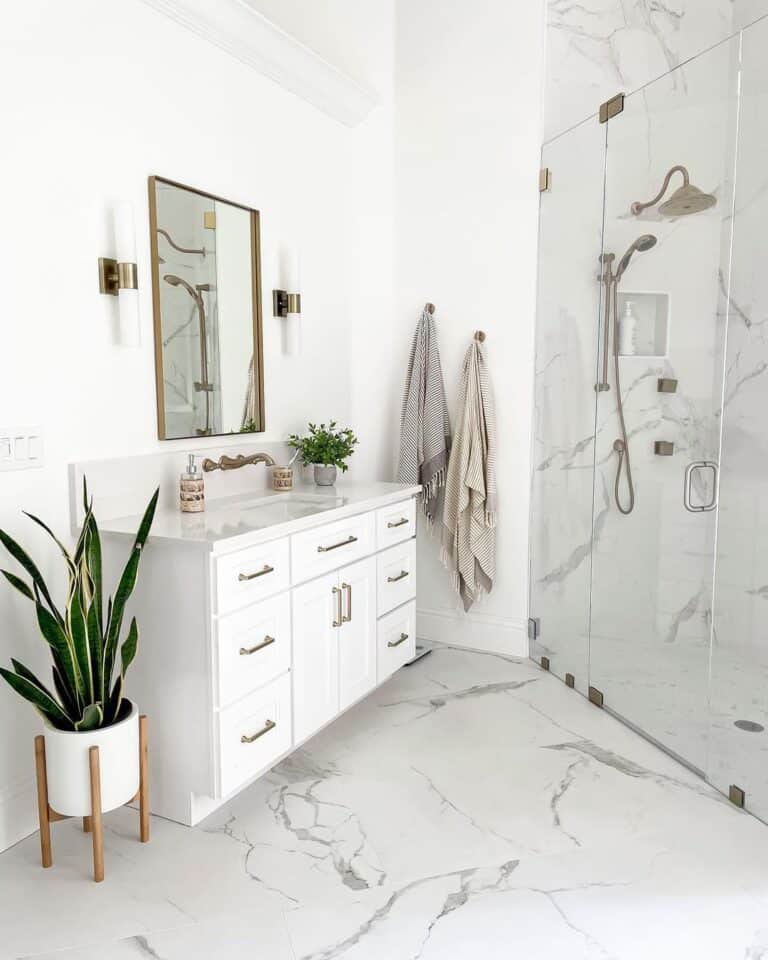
[139,715,149,843]
[88,745,104,883]
[34,736,52,869]
[83,816,92,832]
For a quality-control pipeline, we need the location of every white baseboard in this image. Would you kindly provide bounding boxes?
[0,777,37,853]
[417,606,529,658]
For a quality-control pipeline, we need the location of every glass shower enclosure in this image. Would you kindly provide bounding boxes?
[530,20,768,821]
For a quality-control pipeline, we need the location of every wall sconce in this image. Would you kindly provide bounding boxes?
[273,249,302,355]
[98,203,140,347]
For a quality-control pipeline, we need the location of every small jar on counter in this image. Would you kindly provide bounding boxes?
[272,465,294,491]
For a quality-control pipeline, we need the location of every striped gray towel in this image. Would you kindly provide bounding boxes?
[441,337,497,611]
[396,307,451,524]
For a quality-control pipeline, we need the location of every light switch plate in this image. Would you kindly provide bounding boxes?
[0,426,44,471]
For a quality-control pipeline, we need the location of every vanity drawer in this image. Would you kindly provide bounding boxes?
[377,601,416,681]
[291,511,375,584]
[215,593,291,709]
[214,537,290,614]
[216,673,292,798]
[376,498,417,550]
[377,539,416,616]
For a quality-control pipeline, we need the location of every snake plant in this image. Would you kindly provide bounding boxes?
[0,481,158,731]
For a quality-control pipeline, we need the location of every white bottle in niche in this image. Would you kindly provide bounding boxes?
[619,300,637,356]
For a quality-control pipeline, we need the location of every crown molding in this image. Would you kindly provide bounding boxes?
[140,0,379,127]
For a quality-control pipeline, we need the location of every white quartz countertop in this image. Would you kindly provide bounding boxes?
[99,480,421,552]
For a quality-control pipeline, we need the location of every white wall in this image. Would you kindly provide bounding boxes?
[394,0,546,655]
[0,0,394,850]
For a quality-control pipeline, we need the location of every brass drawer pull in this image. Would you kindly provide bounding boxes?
[332,586,343,627]
[388,632,409,648]
[239,635,275,656]
[342,582,352,623]
[238,564,274,581]
[387,517,409,529]
[240,719,276,743]
[387,569,409,583]
[318,535,358,553]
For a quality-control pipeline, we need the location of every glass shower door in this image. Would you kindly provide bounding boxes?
[588,36,740,770]
[528,119,606,695]
[709,16,768,821]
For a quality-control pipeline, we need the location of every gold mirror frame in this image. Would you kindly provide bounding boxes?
[148,175,265,440]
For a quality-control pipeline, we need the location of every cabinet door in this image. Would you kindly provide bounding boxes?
[292,572,340,743]
[338,556,377,711]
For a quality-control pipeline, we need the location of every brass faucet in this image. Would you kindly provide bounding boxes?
[202,452,276,473]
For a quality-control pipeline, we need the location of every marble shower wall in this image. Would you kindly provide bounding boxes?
[543,0,768,142]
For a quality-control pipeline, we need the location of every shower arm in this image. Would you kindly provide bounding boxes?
[631,165,690,215]
[157,228,205,258]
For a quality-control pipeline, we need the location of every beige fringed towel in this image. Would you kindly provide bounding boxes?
[441,336,497,611]
[396,307,452,524]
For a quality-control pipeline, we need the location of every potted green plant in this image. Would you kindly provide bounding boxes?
[287,421,359,486]
[0,482,158,817]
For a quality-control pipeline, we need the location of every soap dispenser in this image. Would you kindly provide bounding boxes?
[619,300,637,356]
[180,454,205,513]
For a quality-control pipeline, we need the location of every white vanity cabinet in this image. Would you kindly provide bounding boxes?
[99,483,419,827]
[292,555,376,743]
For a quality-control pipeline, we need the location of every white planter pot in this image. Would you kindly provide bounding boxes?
[313,464,337,486]
[44,701,140,817]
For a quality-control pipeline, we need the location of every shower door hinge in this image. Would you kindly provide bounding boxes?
[728,784,746,808]
[538,168,551,193]
[599,93,624,123]
[588,686,604,708]
[540,656,550,671]
[527,617,540,641]
[565,673,575,689]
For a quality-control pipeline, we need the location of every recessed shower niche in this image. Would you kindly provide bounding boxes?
[616,290,670,357]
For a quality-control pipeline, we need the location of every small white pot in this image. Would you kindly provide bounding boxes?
[313,464,337,486]
[44,701,140,817]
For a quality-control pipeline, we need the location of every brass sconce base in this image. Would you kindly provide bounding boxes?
[272,290,301,317]
[99,258,138,297]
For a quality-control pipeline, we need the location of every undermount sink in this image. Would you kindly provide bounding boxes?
[205,491,346,527]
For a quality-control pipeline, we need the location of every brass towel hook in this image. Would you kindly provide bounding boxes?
[474,330,486,342]
[425,302,435,314]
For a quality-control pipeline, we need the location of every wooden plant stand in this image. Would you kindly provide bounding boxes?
[33,714,149,882]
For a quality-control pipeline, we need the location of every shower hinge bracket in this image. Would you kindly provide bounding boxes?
[538,168,551,192]
[565,673,575,689]
[527,617,540,641]
[728,784,745,808]
[599,93,625,123]
[588,686,604,708]
[540,656,550,671]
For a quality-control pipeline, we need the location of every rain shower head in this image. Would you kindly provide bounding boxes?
[631,165,716,218]
[615,234,657,279]
[658,183,716,217]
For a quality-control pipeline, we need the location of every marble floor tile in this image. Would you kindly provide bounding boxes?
[2,645,768,960]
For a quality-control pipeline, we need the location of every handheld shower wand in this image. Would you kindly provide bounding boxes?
[596,235,657,515]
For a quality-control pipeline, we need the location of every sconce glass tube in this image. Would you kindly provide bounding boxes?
[273,248,302,356]
[115,203,140,347]
[98,202,140,347]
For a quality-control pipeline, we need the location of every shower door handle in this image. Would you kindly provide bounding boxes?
[683,461,718,513]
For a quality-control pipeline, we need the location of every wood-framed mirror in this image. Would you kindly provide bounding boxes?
[148,176,265,440]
